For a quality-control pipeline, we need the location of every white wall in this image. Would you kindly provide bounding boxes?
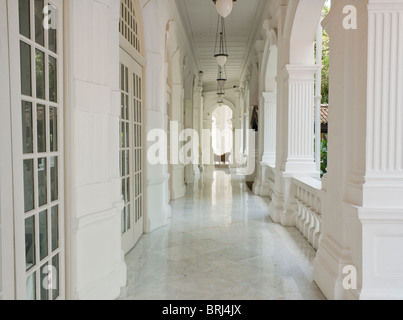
[64,0,125,300]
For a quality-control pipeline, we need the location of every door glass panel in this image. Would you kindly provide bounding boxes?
[20,41,32,97]
[34,0,45,46]
[37,104,46,153]
[48,5,57,53]
[19,0,31,38]
[38,158,47,207]
[26,272,36,300]
[51,206,59,252]
[40,263,49,300]
[25,216,35,271]
[52,254,60,300]
[36,50,45,100]
[49,107,58,152]
[49,56,57,102]
[39,210,48,261]
[22,101,33,154]
[24,159,35,213]
[50,157,58,202]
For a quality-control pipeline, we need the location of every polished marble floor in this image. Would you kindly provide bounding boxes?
[119,167,326,300]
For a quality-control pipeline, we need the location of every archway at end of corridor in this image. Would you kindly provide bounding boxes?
[212,105,233,165]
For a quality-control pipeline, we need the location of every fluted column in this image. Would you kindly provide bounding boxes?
[314,0,403,300]
[261,92,277,166]
[359,0,403,299]
[285,65,317,173]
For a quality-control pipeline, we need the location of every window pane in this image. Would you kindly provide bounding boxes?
[19,0,31,38]
[121,151,125,177]
[38,158,47,207]
[125,67,128,93]
[126,123,129,147]
[120,64,124,91]
[26,272,36,300]
[121,207,126,233]
[37,104,46,153]
[127,177,130,202]
[51,206,59,252]
[39,210,48,261]
[49,107,58,152]
[52,254,60,300]
[122,178,126,202]
[127,204,131,229]
[35,50,45,100]
[34,0,44,46]
[23,159,35,213]
[25,216,35,271]
[126,150,129,176]
[49,56,57,102]
[40,263,49,300]
[121,93,124,120]
[20,41,32,97]
[121,123,124,148]
[50,157,58,202]
[48,5,57,53]
[22,101,33,154]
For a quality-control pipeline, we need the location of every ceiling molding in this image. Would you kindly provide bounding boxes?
[168,0,201,76]
[238,0,271,86]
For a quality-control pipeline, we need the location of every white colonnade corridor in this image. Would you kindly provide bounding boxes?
[119,167,325,300]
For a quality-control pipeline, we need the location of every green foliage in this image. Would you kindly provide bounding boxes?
[320,137,328,177]
[315,5,330,104]
[321,29,329,104]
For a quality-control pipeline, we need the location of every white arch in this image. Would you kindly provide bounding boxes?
[286,0,325,64]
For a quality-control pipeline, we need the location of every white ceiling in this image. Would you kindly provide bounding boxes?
[176,0,264,86]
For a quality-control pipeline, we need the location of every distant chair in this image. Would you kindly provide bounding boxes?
[214,152,231,165]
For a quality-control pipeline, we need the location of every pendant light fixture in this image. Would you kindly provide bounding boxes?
[213,0,236,18]
[217,65,227,88]
[214,15,229,67]
[217,65,227,106]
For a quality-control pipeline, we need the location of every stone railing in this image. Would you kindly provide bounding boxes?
[293,177,325,251]
[261,164,276,200]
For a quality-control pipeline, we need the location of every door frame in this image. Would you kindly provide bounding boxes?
[0,0,16,300]
[119,0,147,255]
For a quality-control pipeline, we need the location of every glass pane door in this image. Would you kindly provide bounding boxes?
[9,0,64,300]
[120,49,144,254]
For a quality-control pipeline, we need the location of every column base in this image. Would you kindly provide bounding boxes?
[314,234,356,300]
[253,178,262,196]
[268,192,283,223]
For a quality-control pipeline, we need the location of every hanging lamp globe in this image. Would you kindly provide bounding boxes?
[215,53,228,67]
[213,0,236,18]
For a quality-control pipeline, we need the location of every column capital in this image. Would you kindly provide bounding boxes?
[262,91,277,103]
[285,65,319,80]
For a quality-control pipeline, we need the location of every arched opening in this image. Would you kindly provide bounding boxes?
[212,105,233,165]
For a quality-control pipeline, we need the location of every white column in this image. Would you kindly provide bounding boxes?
[359,0,403,299]
[193,86,203,176]
[315,0,403,300]
[285,65,318,173]
[170,84,186,200]
[315,23,323,171]
[261,92,277,166]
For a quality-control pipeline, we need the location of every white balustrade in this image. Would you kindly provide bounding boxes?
[293,177,325,251]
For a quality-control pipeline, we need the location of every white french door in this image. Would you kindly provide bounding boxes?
[119,0,144,254]
[8,0,65,300]
[119,50,144,254]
